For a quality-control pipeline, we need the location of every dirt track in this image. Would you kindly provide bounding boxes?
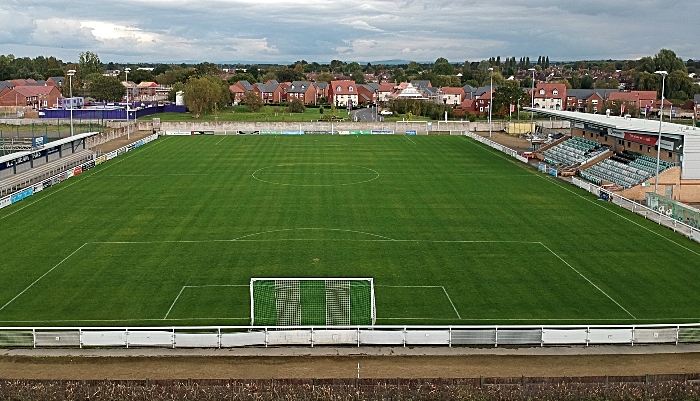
[1,346,700,380]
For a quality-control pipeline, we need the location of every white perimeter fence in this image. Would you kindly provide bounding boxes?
[1,324,700,348]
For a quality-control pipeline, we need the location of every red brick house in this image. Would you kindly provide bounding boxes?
[328,80,358,108]
[285,81,317,105]
[377,82,394,103]
[254,82,284,104]
[0,85,61,109]
[533,83,567,111]
[356,84,377,106]
[608,91,657,112]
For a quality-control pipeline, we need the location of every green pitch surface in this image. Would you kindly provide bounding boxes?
[1,135,700,327]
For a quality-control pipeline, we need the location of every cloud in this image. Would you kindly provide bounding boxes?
[0,0,697,63]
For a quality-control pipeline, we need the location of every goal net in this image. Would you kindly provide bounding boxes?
[250,278,376,326]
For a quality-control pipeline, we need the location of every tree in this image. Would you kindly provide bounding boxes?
[276,67,304,83]
[61,64,81,97]
[352,71,366,84]
[227,72,256,85]
[570,72,581,89]
[242,91,264,112]
[90,76,126,102]
[580,75,594,89]
[183,76,223,118]
[433,57,454,76]
[168,82,185,102]
[492,83,528,117]
[79,51,102,76]
[315,72,333,83]
[127,69,154,84]
[194,62,220,76]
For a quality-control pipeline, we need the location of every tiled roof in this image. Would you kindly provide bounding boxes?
[286,81,312,94]
[239,80,254,91]
[12,85,57,96]
[441,87,464,95]
[255,83,279,93]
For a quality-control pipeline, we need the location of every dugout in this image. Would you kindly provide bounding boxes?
[526,108,700,202]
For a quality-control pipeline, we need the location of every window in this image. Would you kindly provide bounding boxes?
[627,141,631,147]
[539,89,545,95]
[647,146,651,153]
[593,107,598,112]
[336,86,342,92]
[618,139,623,145]
[349,86,354,92]
[639,144,643,151]
[553,89,559,95]
[668,152,673,158]
[592,100,598,104]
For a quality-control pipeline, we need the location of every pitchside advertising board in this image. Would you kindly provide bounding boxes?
[405,130,417,136]
[371,130,394,135]
[32,136,47,148]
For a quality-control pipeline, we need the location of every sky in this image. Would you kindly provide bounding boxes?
[0,0,697,64]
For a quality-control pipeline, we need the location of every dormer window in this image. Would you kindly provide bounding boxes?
[539,89,545,95]
[349,86,354,92]
[337,86,342,92]
[553,89,559,95]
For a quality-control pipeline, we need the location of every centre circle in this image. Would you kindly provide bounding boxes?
[251,163,379,186]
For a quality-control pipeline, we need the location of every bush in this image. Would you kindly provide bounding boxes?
[319,106,324,114]
[288,98,306,113]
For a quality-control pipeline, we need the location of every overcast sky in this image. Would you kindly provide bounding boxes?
[1,0,697,64]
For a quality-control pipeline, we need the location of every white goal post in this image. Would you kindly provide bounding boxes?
[250,278,376,326]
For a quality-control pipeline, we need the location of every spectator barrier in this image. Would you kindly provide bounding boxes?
[1,324,698,348]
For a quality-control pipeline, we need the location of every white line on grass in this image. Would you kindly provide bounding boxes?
[164,284,249,320]
[377,285,461,319]
[0,243,89,312]
[462,135,700,258]
[405,135,416,145]
[215,135,227,145]
[0,317,251,324]
[538,242,636,319]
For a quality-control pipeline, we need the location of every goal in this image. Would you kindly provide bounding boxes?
[250,278,376,326]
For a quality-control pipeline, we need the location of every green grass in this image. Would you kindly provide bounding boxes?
[1,135,699,327]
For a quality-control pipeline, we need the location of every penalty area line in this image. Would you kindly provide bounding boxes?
[0,243,89,313]
[164,284,249,320]
[538,242,637,320]
[377,285,461,319]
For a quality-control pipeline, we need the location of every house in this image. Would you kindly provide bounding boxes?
[286,81,317,105]
[695,94,700,120]
[566,89,603,113]
[439,87,465,106]
[376,82,394,103]
[254,82,284,104]
[47,77,64,89]
[607,91,657,113]
[313,82,329,100]
[0,85,62,110]
[328,80,358,108]
[356,84,378,106]
[474,88,494,115]
[410,80,432,91]
[533,83,567,111]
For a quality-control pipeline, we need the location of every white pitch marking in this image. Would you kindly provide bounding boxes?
[538,242,637,319]
[215,135,227,146]
[377,285,461,319]
[163,286,187,320]
[0,243,89,312]
[164,284,249,319]
[405,136,416,145]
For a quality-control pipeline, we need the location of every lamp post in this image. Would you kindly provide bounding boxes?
[654,70,668,194]
[488,67,493,138]
[124,67,131,140]
[67,69,75,136]
[528,68,536,129]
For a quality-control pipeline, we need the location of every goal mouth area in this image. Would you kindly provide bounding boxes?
[250,278,376,326]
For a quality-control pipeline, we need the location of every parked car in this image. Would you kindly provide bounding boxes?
[380,109,393,115]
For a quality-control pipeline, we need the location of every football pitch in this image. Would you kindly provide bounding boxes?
[1,134,699,327]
